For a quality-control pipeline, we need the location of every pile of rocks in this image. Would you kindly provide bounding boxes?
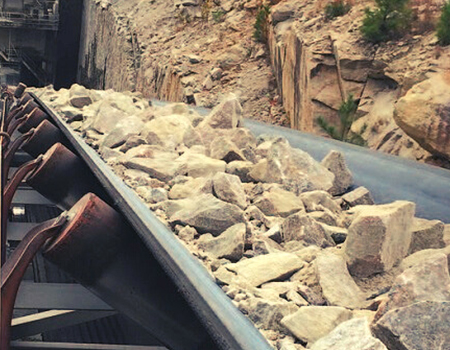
[35,84,450,350]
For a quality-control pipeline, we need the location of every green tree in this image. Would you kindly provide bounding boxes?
[437,0,450,46]
[325,0,351,20]
[253,4,271,43]
[317,94,367,146]
[361,0,412,43]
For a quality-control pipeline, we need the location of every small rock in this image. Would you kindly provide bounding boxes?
[177,152,226,177]
[300,190,341,214]
[199,94,242,129]
[169,177,213,199]
[169,194,246,235]
[408,218,445,254]
[102,116,145,149]
[254,187,305,217]
[315,251,366,309]
[202,75,213,90]
[186,54,201,64]
[226,160,254,182]
[210,67,223,81]
[308,210,338,227]
[210,136,245,162]
[225,252,305,287]
[212,172,247,209]
[321,151,353,195]
[310,318,387,350]
[135,186,168,204]
[319,223,348,244]
[262,224,282,243]
[342,187,374,207]
[198,223,246,261]
[281,306,353,344]
[282,213,335,248]
[69,84,92,108]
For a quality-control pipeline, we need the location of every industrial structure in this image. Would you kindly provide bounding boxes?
[0,0,59,86]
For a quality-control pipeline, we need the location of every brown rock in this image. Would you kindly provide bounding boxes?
[282,213,335,248]
[199,94,242,129]
[212,172,247,209]
[341,187,374,207]
[197,223,246,261]
[253,186,305,217]
[321,151,353,195]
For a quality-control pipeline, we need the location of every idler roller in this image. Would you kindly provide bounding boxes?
[17,107,50,133]
[43,193,216,350]
[17,93,32,106]
[22,120,67,158]
[14,83,27,99]
[26,143,108,210]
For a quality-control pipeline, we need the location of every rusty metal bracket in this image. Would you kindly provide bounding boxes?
[2,156,43,265]
[2,130,35,186]
[1,214,67,350]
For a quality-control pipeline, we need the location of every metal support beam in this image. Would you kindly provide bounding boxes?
[11,341,167,350]
[11,310,117,340]
[15,283,114,311]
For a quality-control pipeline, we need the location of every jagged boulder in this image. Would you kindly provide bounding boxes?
[102,116,145,149]
[253,186,305,217]
[408,218,445,254]
[282,213,335,248]
[197,223,246,261]
[394,74,450,159]
[321,151,353,195]
[199,94,242,129]
[212,172,247,209]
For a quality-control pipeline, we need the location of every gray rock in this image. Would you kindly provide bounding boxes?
[213,172,247,209]
[169,194,245,236]
[308,210,338,227]
[119,135,146,152]
[199,94,242,129]
[198,223,245,261]
[225,252,305,287]
[69,84,92,108]
[342,187,374,207]
[102,116,145,149]
[408,218,445,254]
[400,246,450,272]
[310,318,387,350]
[253,237,284,256]
[254,187,305,217]
[321,150,353,195]
[374,301,450,350]
[315,251,366,309]
[281,306,353,344]
[344,201,415,277]
[282,213,335,248]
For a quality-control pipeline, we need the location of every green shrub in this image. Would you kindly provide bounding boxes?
[317,94,367,146]
[253,4,271,43]
[437,0,450,46]
[212,10,225,23]
[325,0,351,20]
[361,0,412,43]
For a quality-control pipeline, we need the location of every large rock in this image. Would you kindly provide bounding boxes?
[299,191,341,214]
[170,194,245,236]
[199,94,242,129]
[344,201,415,277]
[374,301,450,350]
[375,254,450,320]
[321,151,353,195]
[408,218,445,254]
[394,74,450,159]
[253,186,305,217]
[197,223,245,261]
[282,213,335,248]
[212,172,247,209]
[281,306,353,344]
[225,252,305,287]
[102,116,145,149]
[315,251,366,309]
[249,138,335,194]
[310,318,387,350]
[271,2,298,25]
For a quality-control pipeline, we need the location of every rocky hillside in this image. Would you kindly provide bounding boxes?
[34,84,450,350]
[77,0,450,168]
